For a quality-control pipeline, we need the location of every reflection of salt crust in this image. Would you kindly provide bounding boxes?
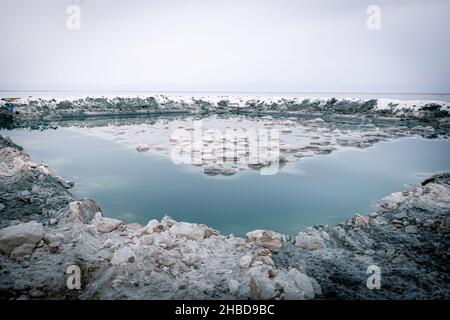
[69,114,432,176]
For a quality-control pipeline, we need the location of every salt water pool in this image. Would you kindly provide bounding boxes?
[2,126,450,235]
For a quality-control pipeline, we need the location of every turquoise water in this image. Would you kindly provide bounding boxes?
[2,128,450,235]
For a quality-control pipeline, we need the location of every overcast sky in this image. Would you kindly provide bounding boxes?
[1,0,449,93]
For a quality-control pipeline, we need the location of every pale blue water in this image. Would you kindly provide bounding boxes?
[2,127,450,235]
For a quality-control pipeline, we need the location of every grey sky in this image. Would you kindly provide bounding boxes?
[1,0,449,92]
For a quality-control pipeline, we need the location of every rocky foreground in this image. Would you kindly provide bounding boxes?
[0,134,449,300]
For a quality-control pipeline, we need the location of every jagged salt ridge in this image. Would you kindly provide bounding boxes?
[2,95,449,119]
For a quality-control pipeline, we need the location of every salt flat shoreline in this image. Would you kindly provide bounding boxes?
[2,95,450,124]
[0,133,449,300]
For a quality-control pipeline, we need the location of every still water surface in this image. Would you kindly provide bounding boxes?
[3,127,450,235]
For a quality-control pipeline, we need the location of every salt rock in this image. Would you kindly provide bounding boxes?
[158,251,180,266]
[239,254,253,269]
[161,215,177,228]
[10,243,36,260]
[169,222,207,241]
[69,198,102,223]
[111,246,136,265]
[228,279,240,294]
[0,221,44,255]
[280,268,318,300]
[141,234,155,245]
[245,230,282,253]
[260,255,275,267]
[295,227,324,250]
[405,225,418,234]
[249,268,278,300]
[354,214,370,227]
[94,217,123,233]
[43,233,65,244]
[141,219,165,234]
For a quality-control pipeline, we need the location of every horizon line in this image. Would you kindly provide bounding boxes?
[0,89,450,96]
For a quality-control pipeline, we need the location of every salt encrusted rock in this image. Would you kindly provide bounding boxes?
[111,246,136,265]
[354,214,370,227]
[239,254,253,269]
[170,260,189,277]
[393,212,407,220]
[259,255,275,267]
[246,229,280,242]
[10,243,36,260]
[405,225,418,234]
[141,234,155,245]
[141,219,165,234]
[257,239,282,253]
[228,279,240,294]
[161,215,177,228]
[279,268,316,300]
[249,272,278,300]
[245,230,283,253]
[169,222,207,241]
[257,248,271,256]
[101,239,114,249]
[0,147,29,177]
[295,227,324,250]
[158,251,180,266]
[94,217,123,233]
[380,192,405,210]
[247,264,321,300]
[181,253,203,267]
[43,233,65,244]
[0,221,44,255]
[68,198,102,223]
